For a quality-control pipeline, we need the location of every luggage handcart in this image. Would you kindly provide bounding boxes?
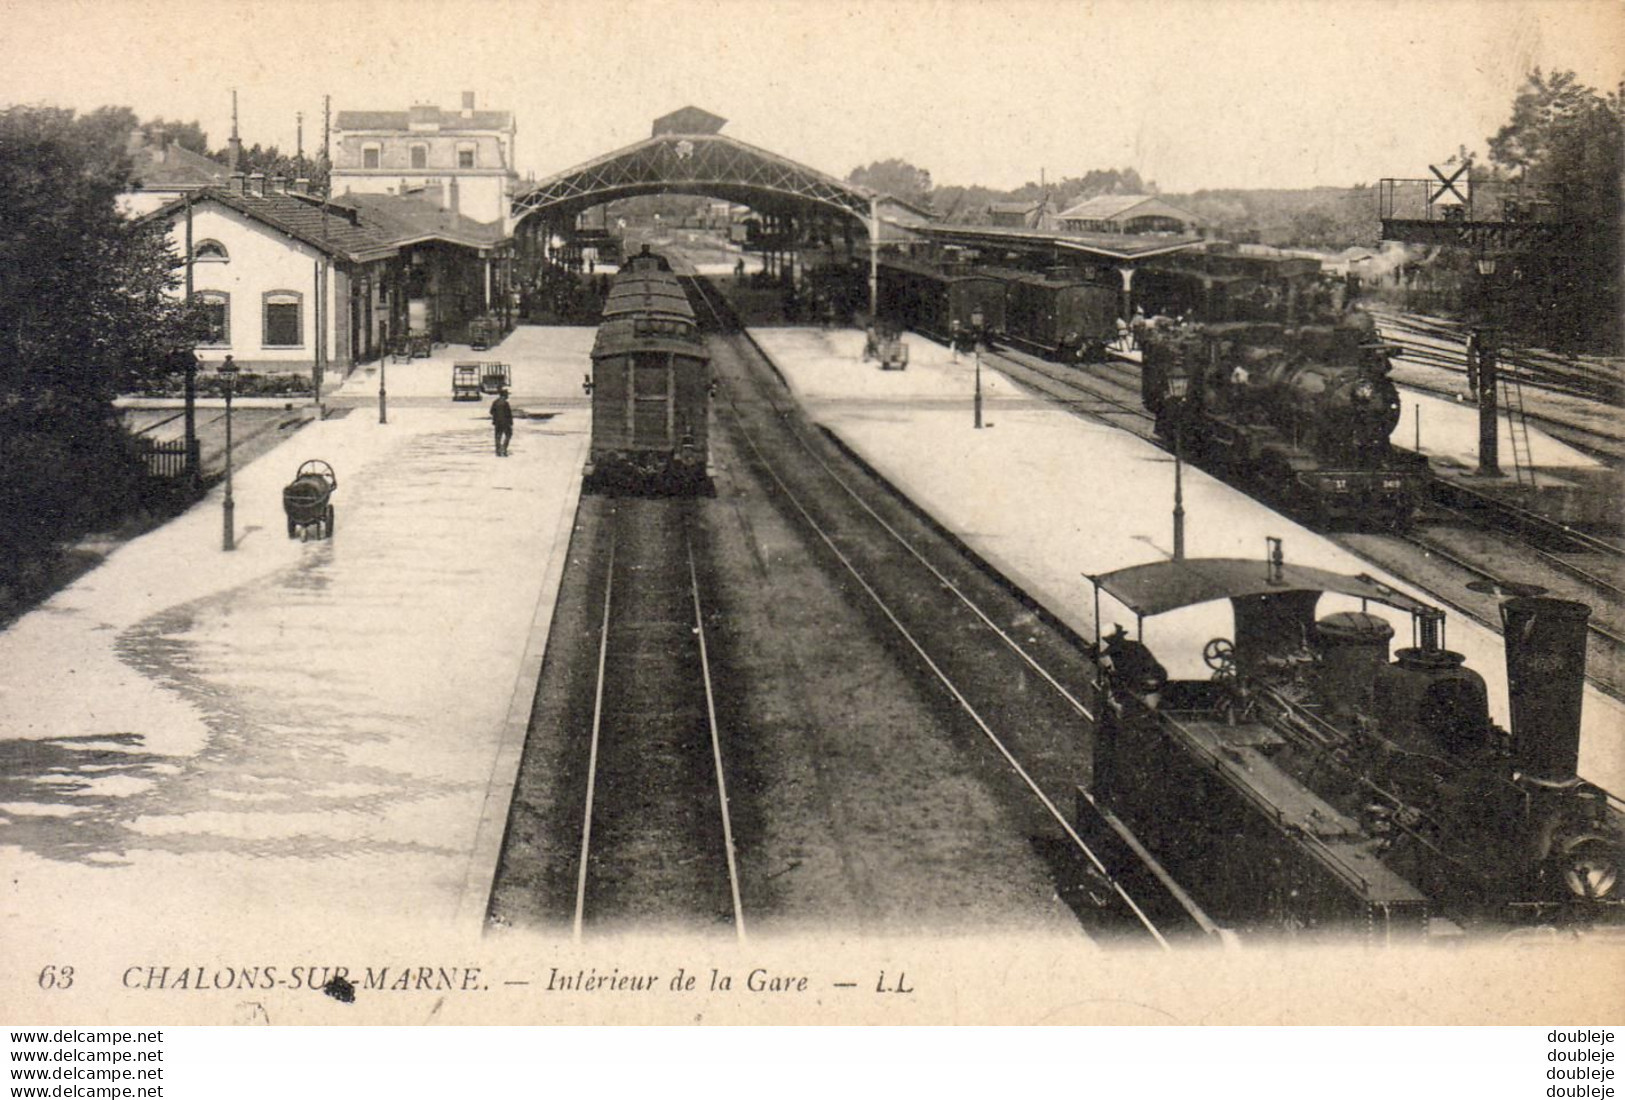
[453,362,482,401]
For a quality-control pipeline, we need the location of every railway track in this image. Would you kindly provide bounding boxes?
[569,497,745,939]
[948,338,1625,699]
[685,277,1219,947]
[1367,306,1624,406]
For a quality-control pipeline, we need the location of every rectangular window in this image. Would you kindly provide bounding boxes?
[410,144,427,169]
[263,291,302,347]
[362,145,380,169]
[196,292,230,345]
[457,146,475,169]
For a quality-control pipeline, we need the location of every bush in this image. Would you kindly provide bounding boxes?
[129,371,314,399]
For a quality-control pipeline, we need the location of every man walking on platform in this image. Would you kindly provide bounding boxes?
[491,388,514,457]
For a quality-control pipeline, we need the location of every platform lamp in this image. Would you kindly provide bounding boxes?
[971,309,985,430]
[378,299,389,426]
[1166,366,1190,561]
[219,356,240,551]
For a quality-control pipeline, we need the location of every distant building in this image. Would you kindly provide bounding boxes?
[147,175,510,376]
[117,129,231,218]
[331,92,517,229]
[985,198,1055,231]
[1055,194,1204,236]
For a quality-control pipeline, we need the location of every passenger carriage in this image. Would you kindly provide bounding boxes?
[585,257,713,494]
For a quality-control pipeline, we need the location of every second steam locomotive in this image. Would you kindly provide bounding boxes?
[1139,314,1429,523]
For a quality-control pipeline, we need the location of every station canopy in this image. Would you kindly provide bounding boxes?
[512,107,883,227]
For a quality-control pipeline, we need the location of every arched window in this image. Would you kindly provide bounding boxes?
[193,291,230,346]
[263,290,303,347]
[192,239,229,262]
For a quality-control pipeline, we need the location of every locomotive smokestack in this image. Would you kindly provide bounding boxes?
[1501,597,1591,785]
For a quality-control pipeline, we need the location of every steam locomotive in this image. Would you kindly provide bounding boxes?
[1084,542,1623,938]
[1139,314,1429,523]
[583,249,712,493]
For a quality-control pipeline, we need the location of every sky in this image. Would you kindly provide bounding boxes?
[1,0,1621,194]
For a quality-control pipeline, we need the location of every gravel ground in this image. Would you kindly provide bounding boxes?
[488,334,1091,941]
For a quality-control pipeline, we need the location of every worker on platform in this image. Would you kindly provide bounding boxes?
[491,388,514,457]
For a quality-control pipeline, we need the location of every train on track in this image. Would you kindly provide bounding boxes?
[1139,312,1430,524]
[584,248,713,493]
[877,257,1118,362]
[1085,541,1624,939]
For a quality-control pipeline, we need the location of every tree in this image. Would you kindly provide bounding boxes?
[847,159,933,207]
[0,105,205,556]
[1486,69,1622,350]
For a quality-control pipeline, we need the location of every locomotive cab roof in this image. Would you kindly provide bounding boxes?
[1090,555,1432,622]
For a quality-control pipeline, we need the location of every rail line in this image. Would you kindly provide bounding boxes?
[1367,306,1623,406]
[572,503,746,940]
[684,276,1207,946]
[909,332,1625,696]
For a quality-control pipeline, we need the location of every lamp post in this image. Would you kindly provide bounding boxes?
[219,357,240,551]
[1473,254,1501,477]
[378,323,388,425]
[971,309,985,430]
[1167,369,1189,561]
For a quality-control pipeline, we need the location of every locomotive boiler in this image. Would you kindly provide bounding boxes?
[1084,543,1623,939]
[1140,316,1429,523]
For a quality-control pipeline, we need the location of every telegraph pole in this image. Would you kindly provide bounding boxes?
[183,193,199,488]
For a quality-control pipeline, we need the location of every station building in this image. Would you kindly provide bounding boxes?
[330,93,518,230]
[1055,194,1205,237]
[148,175,511,377]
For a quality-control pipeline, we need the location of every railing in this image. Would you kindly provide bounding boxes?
[136,437,193,480]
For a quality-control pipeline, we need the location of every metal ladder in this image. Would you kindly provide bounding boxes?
[1499,360,1537,490]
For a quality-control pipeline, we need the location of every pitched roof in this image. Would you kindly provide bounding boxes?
[147,187,511,262]
[128,141,230,190]
[1056,193,1202,226]
[334,106,514,132]
[338,192,507,250]
[148,189,395,261]
[988,200,1043,214]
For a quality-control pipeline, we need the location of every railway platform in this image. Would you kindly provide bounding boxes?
[752,326,1625,795]
[0,327,592,957]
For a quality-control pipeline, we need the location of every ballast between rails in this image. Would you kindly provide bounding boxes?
[683,275,1200,947]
